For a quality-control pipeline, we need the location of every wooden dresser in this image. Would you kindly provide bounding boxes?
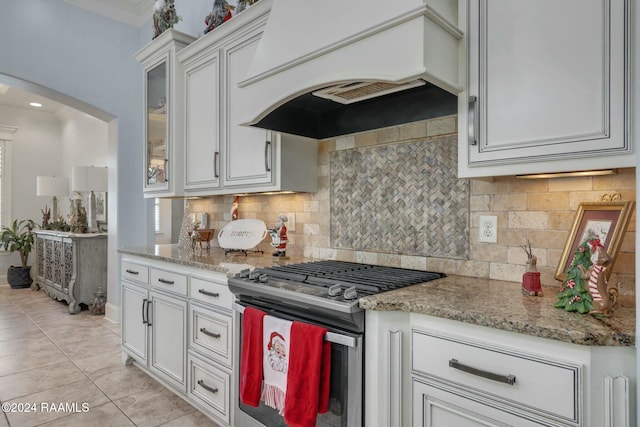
[33,230,107,314]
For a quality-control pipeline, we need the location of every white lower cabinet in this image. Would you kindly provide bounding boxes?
[190,303,232,367]
[188,352,231,424]
[149,290,187,390]
[413,379,543,427]
[411,328,580,427]
[121,259,188,392]
[121,255,234,426]
[121,281,148,364]
[365,310,636,427]
[187,272,234,424]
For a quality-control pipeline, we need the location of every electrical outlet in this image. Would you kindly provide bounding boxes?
[479,215,497,243]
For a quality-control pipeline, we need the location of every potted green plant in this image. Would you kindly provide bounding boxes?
[0,219,36,288]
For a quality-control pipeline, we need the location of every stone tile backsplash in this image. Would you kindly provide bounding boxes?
[189,115,636,295]
[330,135,468,258]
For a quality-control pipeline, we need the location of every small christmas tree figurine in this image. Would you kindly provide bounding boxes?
[554,239,594,313]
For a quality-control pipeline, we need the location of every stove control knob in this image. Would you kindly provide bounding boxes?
[343,286,358,300]
[238,268,251,279]
[327,284,342,297]
[258,274,269,283]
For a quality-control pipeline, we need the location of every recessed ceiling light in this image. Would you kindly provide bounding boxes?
[29,102,43,108]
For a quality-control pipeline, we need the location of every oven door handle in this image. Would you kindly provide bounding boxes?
[233,302,358,348]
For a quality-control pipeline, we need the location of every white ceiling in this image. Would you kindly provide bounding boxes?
[0,84,67,116]
[0,0,153,116]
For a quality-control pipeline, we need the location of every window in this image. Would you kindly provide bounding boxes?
[0,141,4,225]
[154,197,160,233]
[0,137,13,228]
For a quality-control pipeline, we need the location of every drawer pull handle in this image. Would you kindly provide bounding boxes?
[449,358,516,385]
[264,139,271,172]
[142,299,148,325]
[200,328,221,339]
[126,269,139,275]
[146,299,152,327]
[198,289,219,298]
[158,278,174,285]
[198,380,219,394]
[164,159,169,182]
[468,95,478,146]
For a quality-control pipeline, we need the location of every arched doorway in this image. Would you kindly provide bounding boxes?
[0,73,122,322]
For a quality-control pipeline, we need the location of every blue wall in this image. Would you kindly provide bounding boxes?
[0,0,260,315]
[0,0,153,317]
[0,0,151,249]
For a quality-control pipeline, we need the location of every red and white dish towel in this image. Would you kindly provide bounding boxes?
[239,307,331,427]
[261,315,291,413]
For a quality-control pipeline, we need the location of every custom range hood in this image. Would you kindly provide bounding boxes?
[239,0,463,139]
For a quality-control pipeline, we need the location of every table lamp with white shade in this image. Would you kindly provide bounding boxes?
[36,176,69,222]
[72,166,108,232]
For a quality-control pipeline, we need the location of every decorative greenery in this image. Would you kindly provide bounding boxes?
[0,219,37,268]
[554,239,594,313]
[43,220,71,232]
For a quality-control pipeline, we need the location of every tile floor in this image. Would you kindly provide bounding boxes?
[0,285,221,427]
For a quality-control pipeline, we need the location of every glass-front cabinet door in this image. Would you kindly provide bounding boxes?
[146,61,168,191]
[134,30,195,198]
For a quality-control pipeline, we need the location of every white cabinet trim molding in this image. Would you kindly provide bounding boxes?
[387,329,403,427]
[604,375,630,427]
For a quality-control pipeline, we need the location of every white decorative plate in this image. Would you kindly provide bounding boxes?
[217,219,267,250]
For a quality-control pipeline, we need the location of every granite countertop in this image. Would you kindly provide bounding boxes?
[119,245,635,347]
[359,275,635,347]
[118,244,313,277]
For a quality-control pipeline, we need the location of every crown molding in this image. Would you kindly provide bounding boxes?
[0,125,18,140]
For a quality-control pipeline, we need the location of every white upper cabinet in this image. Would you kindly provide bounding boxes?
[135,30,195,198]
[177,2,317,196]
[221,27,318,193]
[184,51,221,192]
[458,0,633,177]
[223,27,273,189]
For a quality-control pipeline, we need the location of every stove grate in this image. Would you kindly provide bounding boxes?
[262,261,445,293]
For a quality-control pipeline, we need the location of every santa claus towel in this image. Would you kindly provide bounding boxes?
[261,315,292,414]
[239,307,266,407]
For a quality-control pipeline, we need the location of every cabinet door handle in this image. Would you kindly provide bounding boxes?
[198,289,219,298]
[197,379,219,394]
[200,327,221,339]
[146,299,152,327]
[468,95,478,146]
[449,358,516,385]
[264,139,271,172]
[126,269,139,275]
[214,151,219,178]
[163,159,169,182]
[157,278,174,285]
[142,298,148,324]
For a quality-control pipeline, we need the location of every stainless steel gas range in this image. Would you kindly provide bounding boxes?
[229,260,445,427]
